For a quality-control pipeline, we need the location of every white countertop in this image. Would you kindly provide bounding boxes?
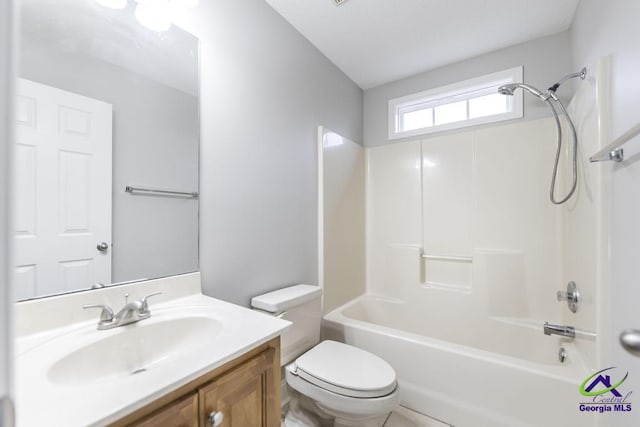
[14,274,290,427]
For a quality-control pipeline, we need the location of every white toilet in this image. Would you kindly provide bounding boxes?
[251,285,399,427]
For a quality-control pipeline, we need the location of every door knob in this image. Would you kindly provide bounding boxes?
[620,329,640,357]
[96,242,109,252]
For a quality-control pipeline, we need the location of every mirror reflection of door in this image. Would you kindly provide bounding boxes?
[14,78,113,299]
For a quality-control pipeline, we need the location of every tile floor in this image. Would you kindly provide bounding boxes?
[281,403,450,427]
[383,406,450,427]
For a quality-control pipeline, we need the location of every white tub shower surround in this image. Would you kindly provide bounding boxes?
[322,67,606,427]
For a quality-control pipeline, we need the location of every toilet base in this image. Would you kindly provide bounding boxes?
[284,387,390,427]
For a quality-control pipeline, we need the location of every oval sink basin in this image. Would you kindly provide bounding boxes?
[48,316,222,386]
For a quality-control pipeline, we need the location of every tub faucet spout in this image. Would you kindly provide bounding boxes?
[544,322,575,339]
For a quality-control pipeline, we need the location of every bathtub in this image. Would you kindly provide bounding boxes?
[323,295,597,427]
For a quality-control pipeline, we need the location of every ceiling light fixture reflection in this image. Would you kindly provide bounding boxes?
[171,0,199,8]
[96,0,200,32]
[135,2,172,32]
[96,0,128,9]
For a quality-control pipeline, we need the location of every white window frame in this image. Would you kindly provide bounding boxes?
[388,66,524,140]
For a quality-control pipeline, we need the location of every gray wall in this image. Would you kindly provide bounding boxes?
[363,31,573,147]
[19,38,199,286]
[177,0,363,306]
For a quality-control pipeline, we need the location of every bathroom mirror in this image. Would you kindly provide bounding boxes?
[14,0,199,300]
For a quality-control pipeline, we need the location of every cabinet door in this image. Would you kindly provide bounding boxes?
[199,352,270,427]
[132,392,198,427]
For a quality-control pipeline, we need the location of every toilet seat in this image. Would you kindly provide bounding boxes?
[291,341,397,398]
[286,366,400,419]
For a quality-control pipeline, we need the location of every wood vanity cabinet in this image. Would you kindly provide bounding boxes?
[112,337,281,427]
[134,393,199,427]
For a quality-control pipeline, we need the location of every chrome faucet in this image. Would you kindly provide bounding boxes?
[83,292,162,330]
[544,322,575,339]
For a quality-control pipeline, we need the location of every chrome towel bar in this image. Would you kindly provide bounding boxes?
[590,122,640,163]
[125,186,199,199]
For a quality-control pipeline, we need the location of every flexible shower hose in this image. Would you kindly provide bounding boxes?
[544,95,578,205]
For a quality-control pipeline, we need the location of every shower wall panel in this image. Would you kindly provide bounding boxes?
[319,127,366,314]
[367,118,566,324]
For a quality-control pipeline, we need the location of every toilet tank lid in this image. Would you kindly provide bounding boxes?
[251,284,321,313]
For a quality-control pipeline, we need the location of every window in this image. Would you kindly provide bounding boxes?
[389,66,523,140]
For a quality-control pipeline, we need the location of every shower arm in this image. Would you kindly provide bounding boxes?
[548,67,587,93]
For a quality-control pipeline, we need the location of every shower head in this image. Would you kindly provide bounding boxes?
[497,83,548,101]
[497,84,517,96]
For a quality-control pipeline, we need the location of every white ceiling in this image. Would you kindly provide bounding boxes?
[265,0,580,89]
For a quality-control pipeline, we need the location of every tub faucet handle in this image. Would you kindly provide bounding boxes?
[557,281,580,313]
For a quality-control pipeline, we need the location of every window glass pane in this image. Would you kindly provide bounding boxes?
[389,67,522,139]
[469,93,508,119]
[401,108,433,131]
[434,100,467,126]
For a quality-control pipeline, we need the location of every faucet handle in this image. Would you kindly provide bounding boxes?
[139,292,162,314]
[557,281,580,313]
[83,304,115,322]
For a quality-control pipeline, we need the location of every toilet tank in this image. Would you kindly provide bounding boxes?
[251,284,322,366]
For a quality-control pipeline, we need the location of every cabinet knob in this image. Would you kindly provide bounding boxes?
[209,411,224,427]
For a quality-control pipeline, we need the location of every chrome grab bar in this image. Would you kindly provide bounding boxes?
[421,253,472,262]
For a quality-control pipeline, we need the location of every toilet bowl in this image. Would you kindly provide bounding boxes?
[251,285,399,426]
[285,340,399,426]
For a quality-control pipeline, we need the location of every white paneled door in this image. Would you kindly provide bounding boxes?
[14,79,112,299]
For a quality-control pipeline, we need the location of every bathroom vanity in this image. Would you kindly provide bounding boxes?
[14,273,290,427]
[114,337,280,426]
